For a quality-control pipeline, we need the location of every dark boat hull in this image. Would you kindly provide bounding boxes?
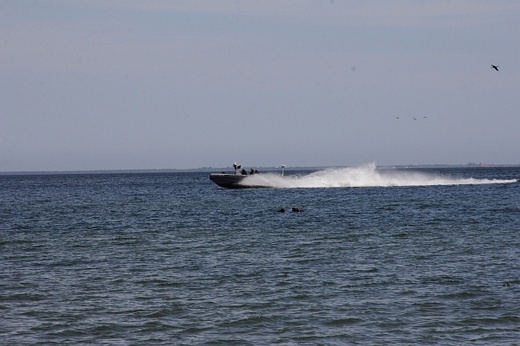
[209,173,267,188]
[209,174,247,188]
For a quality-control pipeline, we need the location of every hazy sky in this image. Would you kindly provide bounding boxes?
[1,1,519,171]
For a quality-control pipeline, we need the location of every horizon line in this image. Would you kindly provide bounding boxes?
[1,162,519,175]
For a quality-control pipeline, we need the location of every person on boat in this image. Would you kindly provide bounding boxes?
[250,168,255,175]
[241,168,247,175]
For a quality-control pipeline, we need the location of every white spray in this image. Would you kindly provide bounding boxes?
[240,163,517,188]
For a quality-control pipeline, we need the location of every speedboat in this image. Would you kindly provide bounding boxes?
[209,162,259,188]
[209,163,285,189]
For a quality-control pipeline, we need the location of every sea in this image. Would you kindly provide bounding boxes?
[1,164,519,345]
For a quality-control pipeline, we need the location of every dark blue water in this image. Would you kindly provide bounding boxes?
[1,167,520,345]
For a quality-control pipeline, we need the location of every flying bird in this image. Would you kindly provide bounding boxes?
[491,64,499,71]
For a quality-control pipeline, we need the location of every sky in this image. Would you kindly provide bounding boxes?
[1,0,519,171]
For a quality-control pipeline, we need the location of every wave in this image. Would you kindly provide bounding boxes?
[240,163,518,188]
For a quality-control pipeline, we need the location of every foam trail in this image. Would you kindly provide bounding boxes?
[240,163,518,188]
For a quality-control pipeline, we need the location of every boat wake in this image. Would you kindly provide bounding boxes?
[240,163,517,188]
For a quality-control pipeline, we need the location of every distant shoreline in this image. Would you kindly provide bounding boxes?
[1,163,519,176]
